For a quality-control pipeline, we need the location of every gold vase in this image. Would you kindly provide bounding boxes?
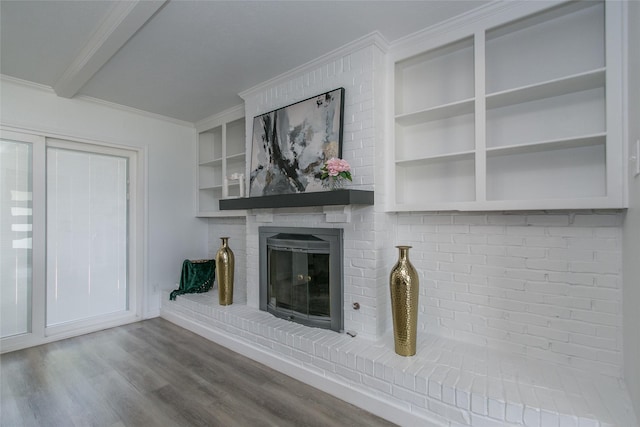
[389,245,419,356]
[215,237,234,305]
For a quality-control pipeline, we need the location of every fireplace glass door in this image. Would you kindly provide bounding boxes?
[267,235,330,327]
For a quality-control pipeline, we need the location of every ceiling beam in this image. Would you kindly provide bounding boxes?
[53,0,167,98]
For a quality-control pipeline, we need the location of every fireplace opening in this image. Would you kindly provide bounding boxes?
[259,227,343,332]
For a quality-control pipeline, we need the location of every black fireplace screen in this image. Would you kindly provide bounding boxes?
[260,227,343,332]
[268,239,330,318]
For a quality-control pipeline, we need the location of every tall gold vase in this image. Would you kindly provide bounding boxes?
[215,237,234,305]
[389,245,419,356]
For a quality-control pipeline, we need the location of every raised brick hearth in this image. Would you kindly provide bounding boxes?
[161,292,637,427]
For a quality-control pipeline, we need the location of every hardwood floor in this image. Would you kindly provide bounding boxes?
[1,318,397,427]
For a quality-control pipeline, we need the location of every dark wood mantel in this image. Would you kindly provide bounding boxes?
[219,189,374,210]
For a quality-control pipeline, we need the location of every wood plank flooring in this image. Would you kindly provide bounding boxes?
[1,318,397,427]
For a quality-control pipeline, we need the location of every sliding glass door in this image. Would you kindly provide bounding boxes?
[0,138,33,338]
[46,143,130,327]
[0,130,141,351]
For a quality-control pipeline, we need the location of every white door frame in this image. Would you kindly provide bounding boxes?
[0,128,145,353]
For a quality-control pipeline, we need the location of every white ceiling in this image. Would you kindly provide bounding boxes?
[1,0,489,123]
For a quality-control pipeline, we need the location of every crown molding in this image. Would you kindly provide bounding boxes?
[239,31,389,102]
[1,74,55,93]
[76,94,193,128]
[2,74,193,128]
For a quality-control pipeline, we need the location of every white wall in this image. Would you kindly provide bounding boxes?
[0,77,206,317]
[623,0,640,418]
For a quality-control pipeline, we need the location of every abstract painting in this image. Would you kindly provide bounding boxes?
[249,88,345,196]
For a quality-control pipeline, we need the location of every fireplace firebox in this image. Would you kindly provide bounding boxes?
[259,227,343,332]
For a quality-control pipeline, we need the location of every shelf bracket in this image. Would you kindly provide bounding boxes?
[323,206,352,223]
[254,209,274,223]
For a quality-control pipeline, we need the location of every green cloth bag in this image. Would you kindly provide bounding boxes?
[170,259,216,300]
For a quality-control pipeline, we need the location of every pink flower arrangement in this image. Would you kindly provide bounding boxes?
[321,157,352,181]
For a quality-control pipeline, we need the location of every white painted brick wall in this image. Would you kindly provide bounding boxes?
[395,211,624,376]
[210,211,625,374]
[237,41,386,339]
[208,37,625,375]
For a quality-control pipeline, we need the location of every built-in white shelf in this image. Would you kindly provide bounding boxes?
[196,105,247,217]
[199,184,223,191]
[225,152,245,162]
[395,98,475,126]
[387,0,624,212]
[395,36,474,117]
[486,133,606,156]
[396,149,475,166]
[486,68,605,110]
[199,158,223,167]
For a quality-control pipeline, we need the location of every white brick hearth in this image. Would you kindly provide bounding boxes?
[161,292,637,427]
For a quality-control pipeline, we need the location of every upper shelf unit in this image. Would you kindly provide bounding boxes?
[388,0,625,212]
[196,105,247,217]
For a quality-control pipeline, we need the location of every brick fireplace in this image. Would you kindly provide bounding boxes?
[221,35,627,377]
[162,34,635,426]
[168,206,632,426]
[259,226,344,332]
